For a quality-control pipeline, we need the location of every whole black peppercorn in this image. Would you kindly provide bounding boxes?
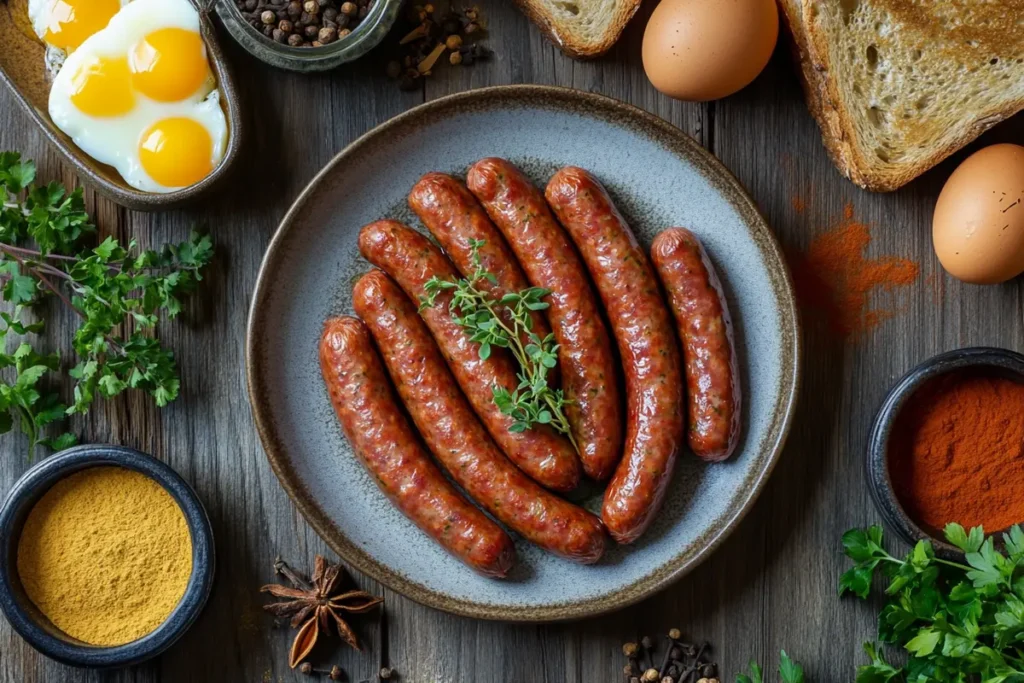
[260,9,275,23]
[322,6,338,20]
[340,1,356,14]
[287,32,303,46]
[335,12,349,27]
[318,26,337,42]
[272,27,287,41]
[303,0,318,13]
[304,23,318,37]
[262,23,274,35]
[298,10,312,23]
[244,0,258,10]
[287,0,302,14]
[277,18,292,31]
[338,27,351,37]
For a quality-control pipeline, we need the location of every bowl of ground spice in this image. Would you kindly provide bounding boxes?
[867,347,1024,557]
[0,445,214,667]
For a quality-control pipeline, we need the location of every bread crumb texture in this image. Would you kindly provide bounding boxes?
[789,0,1024,189]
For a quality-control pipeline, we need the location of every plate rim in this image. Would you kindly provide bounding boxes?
[246,84,802,622]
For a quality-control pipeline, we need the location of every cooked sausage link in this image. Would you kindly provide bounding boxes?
[353,271,606,564]
[546,167,685,545]
[467,158,623,482]
[319,316,515,577]
[651,228,741,462]
[358,220,581,493]
[408,172,553,357]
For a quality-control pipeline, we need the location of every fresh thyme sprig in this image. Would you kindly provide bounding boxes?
[0,151,213,459]
[420,238,576,449]
[840,523,1024,683]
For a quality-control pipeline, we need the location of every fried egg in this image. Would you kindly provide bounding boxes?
[48,0,227,193]
[28,0,129,52]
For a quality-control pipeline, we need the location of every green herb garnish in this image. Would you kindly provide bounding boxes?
[841,523,1024,683]
[0,151,213,459]
[420,238,575,448]
[737,651,806,683]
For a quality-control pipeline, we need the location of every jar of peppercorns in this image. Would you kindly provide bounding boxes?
[214,0,402,71]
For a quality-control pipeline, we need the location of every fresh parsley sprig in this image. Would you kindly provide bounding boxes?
[420,238,575,448]
[840,523,1024,683]
[737,651,806,683]
[0,151,213,458]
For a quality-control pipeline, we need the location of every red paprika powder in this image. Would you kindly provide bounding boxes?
[889,371,1024,533]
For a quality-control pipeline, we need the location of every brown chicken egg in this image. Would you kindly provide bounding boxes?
[933,144,1024,284]
[642,0,778,102]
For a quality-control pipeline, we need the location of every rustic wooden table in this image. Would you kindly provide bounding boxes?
[2,2,1023,681]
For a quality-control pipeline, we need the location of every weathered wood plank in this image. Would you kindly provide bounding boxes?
[2,1,1023,681]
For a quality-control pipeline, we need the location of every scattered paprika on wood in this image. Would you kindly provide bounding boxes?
[789,202,919,338]
[889,371,1024,533]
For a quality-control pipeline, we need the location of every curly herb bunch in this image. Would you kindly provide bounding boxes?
[840,523,1024,683]
[0,152,213,459]
[420,238,575,449]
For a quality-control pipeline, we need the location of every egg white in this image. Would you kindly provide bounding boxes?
[47,0,228,193]
[27,0,131,74]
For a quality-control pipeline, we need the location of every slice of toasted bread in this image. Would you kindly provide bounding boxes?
[514,0,642,58]
[779,0,1024,191]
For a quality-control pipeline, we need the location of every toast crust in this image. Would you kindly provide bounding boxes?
[779,0,1024,191]
[514,0,643,58]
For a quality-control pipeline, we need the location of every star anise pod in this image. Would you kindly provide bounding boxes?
[261,555,383,668]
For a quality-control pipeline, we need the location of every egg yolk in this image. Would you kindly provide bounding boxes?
[139,117,213,188]
[69,55,134,117]
[41,0,121,51]
[129,28,210,103]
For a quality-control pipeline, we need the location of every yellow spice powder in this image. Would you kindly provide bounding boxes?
[17,467,193,646]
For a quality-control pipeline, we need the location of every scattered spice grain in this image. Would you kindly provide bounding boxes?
[789,203,919,339]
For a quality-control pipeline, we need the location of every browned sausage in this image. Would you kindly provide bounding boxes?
[319,316,515,577]
[545,167,685,544]
[408,172,554,366]
[358,220,581,493]
[651,228,741,462]
[352,271,606,564]
[466,158,623,482]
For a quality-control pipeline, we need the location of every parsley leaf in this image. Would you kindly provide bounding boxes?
[0,152,212,458]
[842,524,1024,683]
[738,652,807,683]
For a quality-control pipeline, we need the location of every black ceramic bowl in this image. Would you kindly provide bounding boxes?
[0,445,215,667]
[867,347,1024,558]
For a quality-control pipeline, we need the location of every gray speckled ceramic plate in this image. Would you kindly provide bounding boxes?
[247,85,800,622]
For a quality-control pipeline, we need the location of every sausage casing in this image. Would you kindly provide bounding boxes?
[319,316,515,577]
[358,220,581,492]
[651,228,741,462]
[545,167,685,544]
[352,271,606,564]
[408,172,553,360]
[467,158,623,481]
